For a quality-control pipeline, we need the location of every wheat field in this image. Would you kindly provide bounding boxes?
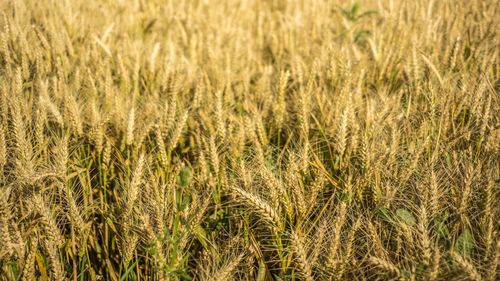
[0,0,498,280]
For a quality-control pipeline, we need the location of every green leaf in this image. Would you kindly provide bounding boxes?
[119,260,137,281]
[178,167,192,187]
[194,225,209,248]
[106,217,117,232]
[354,29,371,43]
[179,271,192,280]
[455,228,473,256]
[396,208,416,226]
[433,216,450,241]
[358,10,378,19]
[350,3,360,19]
[378,207,394,223]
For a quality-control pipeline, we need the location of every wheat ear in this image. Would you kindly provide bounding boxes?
[291,231,314,281]
[326,202,347,269]
[450,251,482,281]
[209,253,245,281]
[231,186,281,228]
[21,235,38,281]
[368,256,400,278]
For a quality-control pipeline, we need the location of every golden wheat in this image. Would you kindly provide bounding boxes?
[0,0,498,280]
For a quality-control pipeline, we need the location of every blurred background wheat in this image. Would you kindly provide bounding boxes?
[0,0,498,280]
